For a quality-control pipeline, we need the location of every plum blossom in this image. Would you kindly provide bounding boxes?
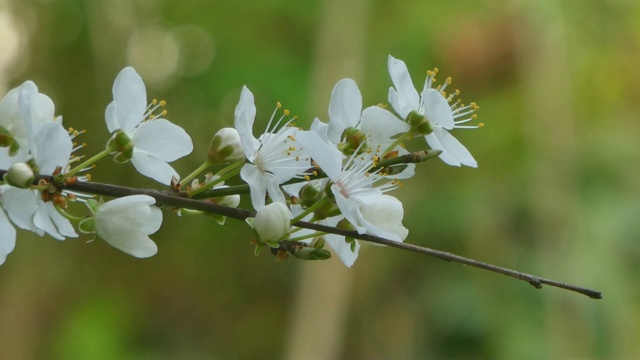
[234,86,310,210]
[94,195,162,258]
[388,55,481,167]
[296,130,408,266]
[105,67,193,185]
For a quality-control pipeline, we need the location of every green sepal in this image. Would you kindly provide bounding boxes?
[78,217,96,234]
[254,244,264,256]
[85,198,100,214]
[293,247,331,260]
[313,238,325,249]
[113,147,133,163]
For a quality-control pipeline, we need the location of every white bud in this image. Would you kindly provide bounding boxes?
[4,162,35,189]
[208,127,244,164]
[254,202,291,243]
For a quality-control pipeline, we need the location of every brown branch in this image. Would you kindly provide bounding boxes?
[0,170,602,299]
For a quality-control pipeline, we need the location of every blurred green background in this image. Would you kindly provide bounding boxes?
[1,0,638,358]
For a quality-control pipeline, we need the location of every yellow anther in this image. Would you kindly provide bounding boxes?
[277,102,282,109]
[284,109,290,116]
[312,171,318,176]
[152,99,158,105]
[470,102,477,107]
[455,89,460,96]
[149,115,155,119]
[73,142,77,146]
[288,135,295,141]
[68,127,74,132]
[446,77,452,84]
[433,68,439,74]
[159,100,167,106]
[82,143,87,147]
[289,147,295,151]
[471,114,478,119]
[304,175,310,181]
[161,110,168,116]
[478,122,485,127]
[295,156,300,161]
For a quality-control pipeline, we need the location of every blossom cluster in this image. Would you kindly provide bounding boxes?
[0,55,481,267]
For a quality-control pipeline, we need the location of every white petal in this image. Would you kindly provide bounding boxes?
[44,202,78,238]
[0,81,37,143]
[28,92,56,128]
[387,55,420,115]
[426,127,477,167]
[422,88,454,129]
[234,86,260,159]
[111,67,147,132]
[33,122,72,175]
[105,102,119,133]
[327,78,362,143]
[95,195,160,258]
[322,216,360,268]
[358,195,407,242]
[33,202,65,240]
[0,208,16,266]
[295,130,342,180]
[310,118,329,142]
[332,185,366,235]
[132,119,193,161]
[360,106,409,144]
[1,188,40,233]
[325,233,360,268]
[131,149,179,185]
[388,87,413,120]
[240,164,268,210]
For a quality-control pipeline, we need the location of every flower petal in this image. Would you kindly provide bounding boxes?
[360,106,409,145]
[295,130,342,180]
[131,148,180,185]
[111,67,147,132]
[95,195,160,258]
[240,164,269,210]
[1,187,40,234]
[422,88,454,129]
[388,55,420,117]
[132,119,193,162]
[32,122,72,175]
[234,86,260,159]
[0,208,16,266]
[322,216,360,268]
[327,78,362,143]
[426,127,477,167]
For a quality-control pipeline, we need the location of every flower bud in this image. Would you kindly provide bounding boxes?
[208,128,244,164]
[4,162,35,188]
[253,202,291,244]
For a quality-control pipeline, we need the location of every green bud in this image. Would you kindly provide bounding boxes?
[313,238,325,249]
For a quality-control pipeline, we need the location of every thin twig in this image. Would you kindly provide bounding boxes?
[0,170,602,299]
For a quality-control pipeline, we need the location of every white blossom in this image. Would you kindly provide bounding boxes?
[105,67,193,185]
[388,55,481,167]
[234,86,310,210]
[94,195,162,258]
